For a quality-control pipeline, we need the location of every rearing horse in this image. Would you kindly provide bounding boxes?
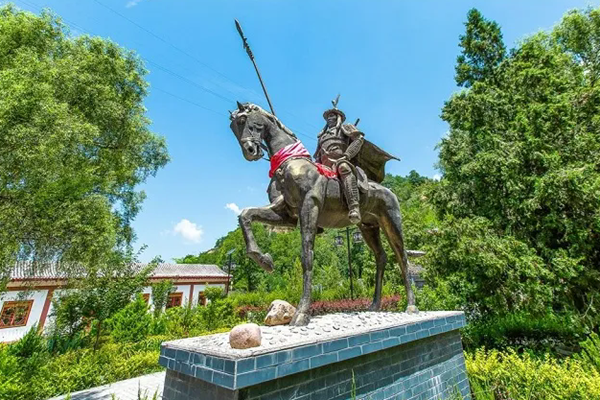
[230,102,417,326]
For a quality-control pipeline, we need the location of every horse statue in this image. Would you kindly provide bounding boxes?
[229,102,417,326]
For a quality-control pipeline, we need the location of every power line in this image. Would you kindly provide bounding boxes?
[14,0,317,142]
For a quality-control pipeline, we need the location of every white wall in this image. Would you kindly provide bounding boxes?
[0,290,48,343]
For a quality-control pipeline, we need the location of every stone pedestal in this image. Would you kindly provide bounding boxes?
[159,311,470,400]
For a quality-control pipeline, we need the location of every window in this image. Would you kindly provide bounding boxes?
[0,300,34,329]
[198,292,206,306]
[166,293,183,309]
[142,294,150,304]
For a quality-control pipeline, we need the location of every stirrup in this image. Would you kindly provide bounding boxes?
[348,209,361,224]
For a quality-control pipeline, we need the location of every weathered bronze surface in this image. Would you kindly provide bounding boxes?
[230,102,417,326]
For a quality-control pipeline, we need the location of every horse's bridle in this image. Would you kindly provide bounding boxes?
[239,113,271,160]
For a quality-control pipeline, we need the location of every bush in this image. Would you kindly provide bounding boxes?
[310,295,401,316]
[466,348,600,399]
[108,294,152,343]
[575,332,600,373]
[461,312,586,353]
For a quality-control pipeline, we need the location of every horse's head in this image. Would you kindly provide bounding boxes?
[229,102,272,161]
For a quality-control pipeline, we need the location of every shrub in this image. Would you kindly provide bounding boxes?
[108,294,152,343]
[575,332,600,373]
[309,295,401,316]
[466,348,600,399]
[151,280,174,318]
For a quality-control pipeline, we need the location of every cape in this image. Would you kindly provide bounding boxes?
[355,140,400,183]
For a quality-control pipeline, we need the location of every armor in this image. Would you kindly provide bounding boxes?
[315,108,364,223]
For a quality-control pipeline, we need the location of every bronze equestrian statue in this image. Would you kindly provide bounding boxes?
[229,102,417,326]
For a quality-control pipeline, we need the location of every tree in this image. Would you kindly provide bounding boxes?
[431,7,600,318]
[151,279,174,318]
[0,6,169,279]
[108,293,151,343]
[455,8,506,87]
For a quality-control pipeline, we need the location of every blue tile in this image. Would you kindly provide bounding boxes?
[362,341,383,354]
[237,358,255,373]
[181,362,192,376]
[223,359,235,374]
[429,326,444,335]
[194,366,213,382]
[175,350,190,362]
[370,330,389,341]
[277,359,310,377]
[236,366,277,388]
[434,318,447,327]
[447,315,457,323]
[211,357,225,371]
[348,334,370,347]
[256,353,277,369]
[338,345,362,361]
[382,337,400,348]
[292,344,322,360]
[420,320,435,330]
[400,333,417,344]
[309,352,338,368]
[193,353,205,366]
[212,371,235,389]
[164,347,176,359]
[390,326,407,337]
[277,350,291,364]
[416,329,429,339]
[323,338,348,353]
[168,359,175,370]
[158,356,169,368]
[407,323,420,334]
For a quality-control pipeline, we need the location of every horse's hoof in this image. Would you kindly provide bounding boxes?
[290,312,310,326]
[405,305,419,314]
[368,302,381,311]
[259,253,274,273]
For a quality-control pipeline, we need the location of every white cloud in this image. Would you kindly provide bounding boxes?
[173,219,203,243]
[126,0,144,8]
[225,203,242,215]
[433,174,442,181]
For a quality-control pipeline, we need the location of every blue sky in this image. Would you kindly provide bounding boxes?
[9,0,599,262]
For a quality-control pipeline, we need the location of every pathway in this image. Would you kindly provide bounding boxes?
[48,371,165,400]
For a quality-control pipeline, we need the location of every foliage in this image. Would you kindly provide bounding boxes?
[150,280,174,318]
[461,312,586,353]
[575,332,600,374]
[466,348,600,400]
[50,265,152,348]
[0,5,169,279]
[310,295,400,316]
[108,294,152,343]
[204,286,224,302]
[432,6,600,321]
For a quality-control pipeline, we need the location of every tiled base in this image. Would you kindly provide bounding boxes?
[161,327,470,400]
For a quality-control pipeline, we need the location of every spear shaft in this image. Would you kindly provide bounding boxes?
[235,19,276,116]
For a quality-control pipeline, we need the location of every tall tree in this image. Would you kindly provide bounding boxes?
[455,8,506,87]
[0,6,169,279]
[431,7,600,317]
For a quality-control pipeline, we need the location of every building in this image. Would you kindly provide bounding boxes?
[0,263,231,343]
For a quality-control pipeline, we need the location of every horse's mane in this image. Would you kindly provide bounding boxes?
[231,103,298,140]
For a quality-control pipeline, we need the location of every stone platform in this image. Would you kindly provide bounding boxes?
[159,311,470,400]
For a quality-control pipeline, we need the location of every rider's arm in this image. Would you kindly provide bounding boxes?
[342,124,364,160]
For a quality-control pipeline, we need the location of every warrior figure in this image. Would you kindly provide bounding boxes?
[314,106,364,223]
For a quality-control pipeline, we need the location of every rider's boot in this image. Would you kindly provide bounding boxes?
[341,171,361,224]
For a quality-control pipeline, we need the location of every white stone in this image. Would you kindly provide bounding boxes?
[264,300,296,326]
[229,323,262,349]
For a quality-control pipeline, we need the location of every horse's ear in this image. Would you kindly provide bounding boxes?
[237,101,244,111]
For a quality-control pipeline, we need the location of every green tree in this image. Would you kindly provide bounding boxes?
[108,293,151,343]
[0,6,169,279]
[431,7,600,318]
[150,279,174,318]
[455,8,506,87]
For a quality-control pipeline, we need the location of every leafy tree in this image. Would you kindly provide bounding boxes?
[432,7,600,318]
[0,5,169,279]
[150,279,174,318]
[108,294,151,343]
[455,8,506,87]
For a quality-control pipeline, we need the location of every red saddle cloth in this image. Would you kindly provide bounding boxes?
[269,142,338,179]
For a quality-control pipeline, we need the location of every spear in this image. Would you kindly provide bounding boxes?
[235,19,276,116]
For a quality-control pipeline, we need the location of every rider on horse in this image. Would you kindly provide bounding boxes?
[314,107,364,224]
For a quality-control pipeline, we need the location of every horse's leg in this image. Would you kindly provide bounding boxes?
[239,196,297,272]
[290,193,320,326]
[359,224,387,311]
[378,193,418,313]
